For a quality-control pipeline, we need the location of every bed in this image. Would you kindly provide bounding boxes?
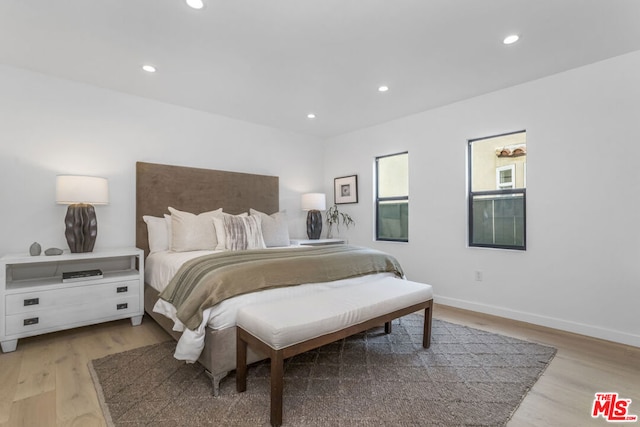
[135,161,422,395]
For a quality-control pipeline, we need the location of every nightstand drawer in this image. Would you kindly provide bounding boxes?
[5,280,139,315]
[5,294,140,335]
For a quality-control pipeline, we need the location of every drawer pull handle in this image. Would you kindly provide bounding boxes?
[117,303,128,310]
[24,298,40,306]
[117,286,128,293]
[23,317,39,326]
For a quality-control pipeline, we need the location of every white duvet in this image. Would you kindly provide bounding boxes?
[146,249,397,362]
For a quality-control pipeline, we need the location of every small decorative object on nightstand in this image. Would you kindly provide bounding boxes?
[301,193,326,240]
[56,175,109,253]
[0,247,144,353]
[29,242,41,256]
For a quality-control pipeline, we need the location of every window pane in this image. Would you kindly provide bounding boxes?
[471,132,526,192]
[471,193,525,247]
[378,153,408,198]
[469,131,526,250]
[377,200,408,241]
[376,152,409,242]
[499,169,512,184]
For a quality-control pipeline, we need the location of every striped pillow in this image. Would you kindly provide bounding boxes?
[212,212,247,250]
[221,215,266,251]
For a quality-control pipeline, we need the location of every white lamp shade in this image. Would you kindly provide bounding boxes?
[56,175,109,205]
[301,193,326,211]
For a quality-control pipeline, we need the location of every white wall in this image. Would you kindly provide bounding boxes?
[0,65,324,256]
[324,50,640,347]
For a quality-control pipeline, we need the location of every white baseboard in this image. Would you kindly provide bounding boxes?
[434,295,640,348]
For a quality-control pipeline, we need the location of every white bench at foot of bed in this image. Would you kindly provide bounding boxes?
[235,276,434,427]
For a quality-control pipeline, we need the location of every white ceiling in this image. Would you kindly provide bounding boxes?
[1,0,640,138]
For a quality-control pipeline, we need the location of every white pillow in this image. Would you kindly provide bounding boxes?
[168,207,222,252]
[143,215,169,253]
[249,209,290,247]
[213,214,265,251]
[164,214,172,249]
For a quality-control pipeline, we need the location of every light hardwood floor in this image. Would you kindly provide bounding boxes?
[1,304,638,426]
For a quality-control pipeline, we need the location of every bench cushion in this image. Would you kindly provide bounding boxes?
[236,276,433,350]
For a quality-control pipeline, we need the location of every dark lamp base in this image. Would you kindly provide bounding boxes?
[306,210,322,239]
[64,203,98,253]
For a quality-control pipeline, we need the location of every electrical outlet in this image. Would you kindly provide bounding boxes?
[474,270,483,281]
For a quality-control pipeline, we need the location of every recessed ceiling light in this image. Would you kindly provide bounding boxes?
[142,64,156,73]
[378,85,389,92]
[186,0,204,9]
[503,34,520,45]
[307,113,316,119]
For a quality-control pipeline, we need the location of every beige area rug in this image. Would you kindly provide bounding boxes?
[89,315,556,426]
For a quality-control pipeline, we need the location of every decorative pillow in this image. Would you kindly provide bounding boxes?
[212,212,248,250]
[168,207,222,252]
[143,215,169,253]
[249,209,290,247]
[214,214,266,251]
[164,214,172,249]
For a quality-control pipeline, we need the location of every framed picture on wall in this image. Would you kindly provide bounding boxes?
[334,175,358,204]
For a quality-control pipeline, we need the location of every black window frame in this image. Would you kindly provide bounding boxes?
[375,151,409,243]
[468,132,527,251]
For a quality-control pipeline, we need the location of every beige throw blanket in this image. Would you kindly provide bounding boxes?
[159,245,404,330]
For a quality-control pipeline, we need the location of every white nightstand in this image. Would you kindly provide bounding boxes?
[0,247,144,353]
[290,238,346,246]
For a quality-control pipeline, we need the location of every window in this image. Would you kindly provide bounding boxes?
[376,152,408,242]
[496,165,515,189]
[469,131,526,250]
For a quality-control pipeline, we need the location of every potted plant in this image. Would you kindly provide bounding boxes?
[325,204,355,238]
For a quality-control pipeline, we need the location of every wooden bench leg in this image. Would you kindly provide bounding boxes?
[236,329,247,393]
[270,349,284,427]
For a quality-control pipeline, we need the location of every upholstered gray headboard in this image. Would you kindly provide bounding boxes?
[135,162,279,259]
